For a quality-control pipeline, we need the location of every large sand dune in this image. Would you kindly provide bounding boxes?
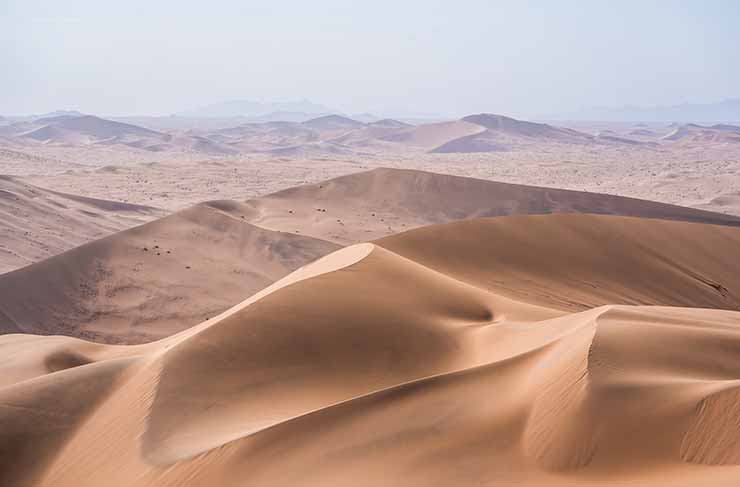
[2,214,740,486]
[0,201,338,343]
[19,115,166,144]
[242,167,740,244]
[430,114,594,153]
[0,175,163,274]
[662,123,740,144]
[379,119,485,149]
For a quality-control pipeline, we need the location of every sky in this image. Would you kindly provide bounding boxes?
[2,0,740,117]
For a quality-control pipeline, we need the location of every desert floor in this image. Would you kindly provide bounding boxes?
[13,144,739,216]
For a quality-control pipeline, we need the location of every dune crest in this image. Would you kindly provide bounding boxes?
[0,200,338,343]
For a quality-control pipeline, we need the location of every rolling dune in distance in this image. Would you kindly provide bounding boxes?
[1,213,740,486]
[242,168,740,244]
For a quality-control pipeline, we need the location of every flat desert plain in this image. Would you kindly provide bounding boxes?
[1,112,740,486]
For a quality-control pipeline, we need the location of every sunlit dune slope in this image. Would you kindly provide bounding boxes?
[1,214,740,486]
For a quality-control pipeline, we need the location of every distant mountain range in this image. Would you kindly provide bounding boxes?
[178,99,338,118]
[550,99,740,123]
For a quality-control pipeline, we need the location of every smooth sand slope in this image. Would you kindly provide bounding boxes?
[431,114,594,153]
[0,200,338,343]
[379,119,485,149]
[1,214,740,486]
[0,175,163,274]
[243,167,740,244]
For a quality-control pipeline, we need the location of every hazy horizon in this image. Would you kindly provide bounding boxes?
[3,0,740,118]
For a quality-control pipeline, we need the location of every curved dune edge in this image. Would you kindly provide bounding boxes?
[522,323,598,471]
[157,242,375,349]
[1,214,740,486]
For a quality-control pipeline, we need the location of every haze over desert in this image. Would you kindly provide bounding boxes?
[3,1,740,486]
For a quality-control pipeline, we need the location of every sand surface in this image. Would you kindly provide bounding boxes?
[2,112,740,485]
[241,167,740,244]
[0,200,338,343]
[2,168,738,344]
[1,214,740,486]
[0,175,163,273]
[1,115,738,276]
[0,115,735,219]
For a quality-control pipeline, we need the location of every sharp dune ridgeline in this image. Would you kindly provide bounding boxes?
[1,211,740,486]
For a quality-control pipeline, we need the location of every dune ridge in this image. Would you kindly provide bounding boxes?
[1,213,740,486]
[0,200,338,343]
[242,167,740,245]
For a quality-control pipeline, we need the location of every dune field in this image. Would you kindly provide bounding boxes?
[6,0,740,483]
[1,113,740,486]
[2,210,740,486]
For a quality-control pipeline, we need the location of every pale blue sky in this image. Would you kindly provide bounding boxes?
[2,0,739,117]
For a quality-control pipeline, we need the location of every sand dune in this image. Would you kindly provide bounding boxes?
[242,167,740,244]
[12,114,207,155]
[20,115,165,144]
[663,123,740,144]
[463,113,589,138]
[431,114,593,153]
[3,168,738,346]
[370,118,412,128]
[212,121,320,152]
[11,115,249,155]
[0,200,338,343]
[697,191,740,216]
[5,111,740,164]
[2,213,740,486]
[379,119,485,148]
[302,114,364,131]
[0,176,162,274]
[378,214,740,311]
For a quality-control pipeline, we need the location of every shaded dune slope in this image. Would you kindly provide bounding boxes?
[377,214,740,311]
[0,200,338,343]
[2,214,740,486]
[0,175,163,274]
